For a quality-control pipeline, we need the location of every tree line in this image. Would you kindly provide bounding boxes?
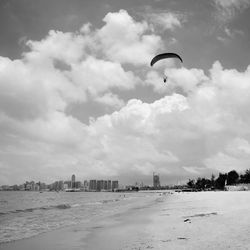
[186,169,250,190]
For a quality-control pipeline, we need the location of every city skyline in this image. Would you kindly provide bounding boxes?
[1,0,250,185]
[1,170,162,187]
[0,172,162,189]
[0,173,120,192]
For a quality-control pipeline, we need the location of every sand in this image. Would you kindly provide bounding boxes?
[1,191,250,250]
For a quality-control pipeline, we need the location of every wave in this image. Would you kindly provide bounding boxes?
[102,198,120,204]
[86,198,120,206]
[0,203,75,216]
[0,198,122,216]
[86,201,102,205]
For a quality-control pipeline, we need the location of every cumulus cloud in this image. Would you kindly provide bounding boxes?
[0,9,164,183]
[1,9,250,185]
[0,10,152,121]
[146,67,208,94]
[98,9,162,65]
[146,60,250,178]
[3,58,250,184]
[165,67,208,93]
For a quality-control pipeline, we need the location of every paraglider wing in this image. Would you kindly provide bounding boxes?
[150,53,183,67]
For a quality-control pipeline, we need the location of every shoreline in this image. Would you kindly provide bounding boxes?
[85,191,250,250]
[0,191,159,250]
[1,191,250,250]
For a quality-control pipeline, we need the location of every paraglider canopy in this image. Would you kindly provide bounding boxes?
[150,52,183,84]
[150,52,183,67]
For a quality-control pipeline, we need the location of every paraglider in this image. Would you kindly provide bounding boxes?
[150,53,183,83]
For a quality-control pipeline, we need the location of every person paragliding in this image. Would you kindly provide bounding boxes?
[150,52,183,83]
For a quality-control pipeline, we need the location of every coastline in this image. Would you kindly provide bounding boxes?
[85,191,250,250]
[1,191,250,250]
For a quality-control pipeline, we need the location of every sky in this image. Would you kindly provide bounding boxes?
[1,0,250,185]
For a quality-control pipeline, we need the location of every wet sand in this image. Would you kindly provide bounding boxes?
[1,191,250,250]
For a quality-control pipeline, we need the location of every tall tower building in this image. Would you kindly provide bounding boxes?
[71,174,76,189]
[153,172,160,189]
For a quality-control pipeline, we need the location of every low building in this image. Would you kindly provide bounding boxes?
[225,184,250,191]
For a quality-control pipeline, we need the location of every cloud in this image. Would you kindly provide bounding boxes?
[68,56,138,96]
[204,152,250,173]
[226,138,250,157]
[146,67,208,94]
[182,166,205,175]
[146,12,184,31]
[94,93,125,109]
[3,57,250,184]
[85,95,184,178]
[217,27,245,43]
[164,67,208,93]
[0,9,163,183]
[26,30,87,64]
[214,0,250,9]
[146,60,250,177]
[0,11,146,120]
[97,9,163,65]
[213,0,250,23]
[2,9,250,185]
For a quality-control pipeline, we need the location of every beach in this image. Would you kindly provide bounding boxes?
[1,191,250,250]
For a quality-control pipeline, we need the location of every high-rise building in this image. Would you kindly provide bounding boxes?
[64,181,71,189]
[75,181,81,189]
[112,180,119,191]
[58,180,64,190]
[64,183,69,190]
[107,180,112,191]
[104,180,108,190]
[153,173,160,189]
[83,180,89,191]
[97,180,104,191]
[89,180,97,191]
[71,174,76,189]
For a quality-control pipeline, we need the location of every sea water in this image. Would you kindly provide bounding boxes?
[0,191,159,244]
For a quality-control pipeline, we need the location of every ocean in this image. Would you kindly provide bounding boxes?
[0,191,159,244]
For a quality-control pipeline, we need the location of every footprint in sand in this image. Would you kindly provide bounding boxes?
[183,212,217,223]
[161,239,171,242]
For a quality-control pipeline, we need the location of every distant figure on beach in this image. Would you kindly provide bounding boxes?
[163,75,168,83]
